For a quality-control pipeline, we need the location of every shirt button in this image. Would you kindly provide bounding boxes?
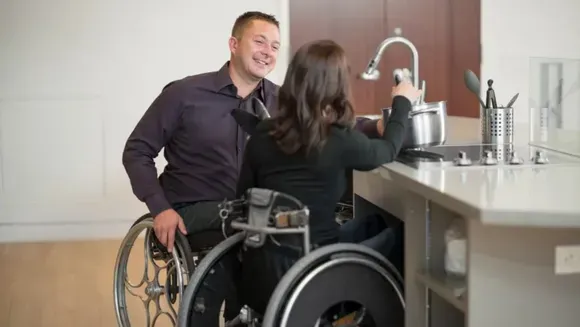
[237,147,242,152]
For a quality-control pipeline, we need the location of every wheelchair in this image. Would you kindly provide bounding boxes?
[177,188,406,327]
[113,212,226,326]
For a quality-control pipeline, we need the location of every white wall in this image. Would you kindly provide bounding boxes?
[0,0,290,242]
[0,0,579,242]
[480,0,580,126]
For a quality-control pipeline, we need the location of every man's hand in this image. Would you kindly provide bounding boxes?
[153,208,187,252]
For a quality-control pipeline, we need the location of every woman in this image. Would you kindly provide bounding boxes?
[235,39,421,314]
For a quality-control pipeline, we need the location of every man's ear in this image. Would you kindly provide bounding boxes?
[228,36,239,54]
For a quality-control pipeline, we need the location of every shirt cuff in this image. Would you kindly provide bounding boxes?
[145,193,172,217]
[355,117,381,139]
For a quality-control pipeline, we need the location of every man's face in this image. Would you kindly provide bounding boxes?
[230,19,281,81]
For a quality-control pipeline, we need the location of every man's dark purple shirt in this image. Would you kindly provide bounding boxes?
[122,62,380,217]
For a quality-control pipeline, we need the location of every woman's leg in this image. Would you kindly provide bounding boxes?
[339,214,388,243]
[338,216,368,243]
[358,227,396,259]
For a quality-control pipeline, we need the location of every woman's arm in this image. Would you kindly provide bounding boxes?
[341,95,412,171]
[354,117,382,139]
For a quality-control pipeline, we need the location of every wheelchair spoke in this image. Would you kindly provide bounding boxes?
[145,230,163,271]
[151,310,176,326]
[162,263,181,317]
[124,281,146,299]
[142,297,152,327]
[141,247,186,327]
[149,278,178,327]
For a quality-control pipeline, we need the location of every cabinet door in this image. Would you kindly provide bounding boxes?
[289,0,481,117]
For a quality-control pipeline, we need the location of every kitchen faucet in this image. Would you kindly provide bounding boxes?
[360,28,420,89]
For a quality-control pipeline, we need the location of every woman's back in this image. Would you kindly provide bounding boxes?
[239,120,352,244]
[237,96,412,245]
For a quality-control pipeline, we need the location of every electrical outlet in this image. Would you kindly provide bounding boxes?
[555,245,580,275]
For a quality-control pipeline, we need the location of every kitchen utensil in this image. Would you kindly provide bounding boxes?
[382,100,447,149]
[252,97,271,120]
[481,106,514,144]
[485,79,498,108]
[463,70,486,108]
[506,93,519,108]
[231,109,261,136]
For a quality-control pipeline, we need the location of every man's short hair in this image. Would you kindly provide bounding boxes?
[231,11,279,39]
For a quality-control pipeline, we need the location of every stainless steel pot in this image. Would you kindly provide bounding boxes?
[382,100,447,149]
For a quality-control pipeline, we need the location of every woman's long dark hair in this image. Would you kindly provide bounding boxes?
[270,40,356,155]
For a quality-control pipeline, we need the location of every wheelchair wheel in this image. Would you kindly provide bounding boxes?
[177,232,245,327]
[114,214,195,327]
[262,243,405,327]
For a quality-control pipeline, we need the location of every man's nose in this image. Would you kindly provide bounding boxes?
[262,46,275,58]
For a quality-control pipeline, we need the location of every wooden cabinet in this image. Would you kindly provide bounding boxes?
[289,0,481,117]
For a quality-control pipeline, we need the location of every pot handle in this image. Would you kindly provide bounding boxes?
[409,107,439,117]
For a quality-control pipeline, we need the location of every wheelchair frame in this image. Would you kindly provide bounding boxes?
[177,188,406,327]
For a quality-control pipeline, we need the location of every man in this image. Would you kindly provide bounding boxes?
[123,10,386,325]
[123,11,384,254]
[123,11,281,253]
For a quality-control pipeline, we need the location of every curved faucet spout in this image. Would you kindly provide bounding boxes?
[360,34,420,88]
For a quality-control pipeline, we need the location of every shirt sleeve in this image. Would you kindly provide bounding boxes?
[341,96,412,171]
[354,117,381,139]
[122,83,183,216]
[236,138,258,198]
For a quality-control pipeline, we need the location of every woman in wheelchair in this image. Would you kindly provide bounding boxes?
[229,39,421,325]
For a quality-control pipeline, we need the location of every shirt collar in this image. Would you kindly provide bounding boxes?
[214,61,267,101]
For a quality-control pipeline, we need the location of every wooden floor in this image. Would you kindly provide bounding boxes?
[0,238,197,327]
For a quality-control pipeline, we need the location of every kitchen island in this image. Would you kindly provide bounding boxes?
[353,117,580,327]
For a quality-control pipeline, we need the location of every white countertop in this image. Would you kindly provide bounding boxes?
[376,117,580,227]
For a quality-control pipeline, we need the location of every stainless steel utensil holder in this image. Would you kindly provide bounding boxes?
[481,107,514,144]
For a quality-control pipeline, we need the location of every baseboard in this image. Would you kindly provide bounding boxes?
[0,220,136,243]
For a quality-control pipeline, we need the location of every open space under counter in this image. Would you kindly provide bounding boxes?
[353,161,580,327]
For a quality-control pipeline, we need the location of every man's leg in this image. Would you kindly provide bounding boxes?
[177,201,223,234]
[176,201,241,325]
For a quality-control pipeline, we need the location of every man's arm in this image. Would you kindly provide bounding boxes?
[122,82,183,216]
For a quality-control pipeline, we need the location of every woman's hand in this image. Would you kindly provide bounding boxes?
[392,80,422,103]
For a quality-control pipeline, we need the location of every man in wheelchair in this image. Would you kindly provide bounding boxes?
[179,40,418,326]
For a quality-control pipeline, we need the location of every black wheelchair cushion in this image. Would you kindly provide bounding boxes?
[186,230,225,252]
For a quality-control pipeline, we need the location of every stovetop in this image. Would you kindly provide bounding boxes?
[396,143,580,169]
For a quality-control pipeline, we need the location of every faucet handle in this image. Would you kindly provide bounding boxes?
[393,68,412,85]
[393,69,404,85]
[419,80,426,103]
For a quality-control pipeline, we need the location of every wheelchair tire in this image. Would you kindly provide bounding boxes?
[177,232,246,327]
[262,243,405,327]
[114,214,195,327]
